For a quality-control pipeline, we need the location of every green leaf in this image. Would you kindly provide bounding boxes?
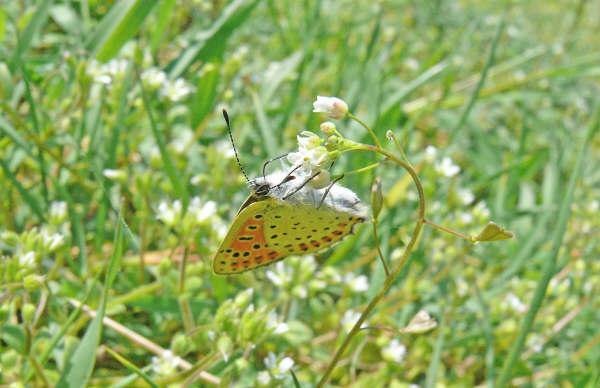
[1,324,27,355]
[49,4,82,36]
[86,0,159,61]
[14,0,52,60]
[104,347,159,388]
[290,369,301,388]
[150,0,176,54]
[0,6,6,44]
[190,63,220,129]
[168,0,259,78]
[0,158,46,222]
[140,78,190,207]
[474,221,514,242]
[56,219,124,388]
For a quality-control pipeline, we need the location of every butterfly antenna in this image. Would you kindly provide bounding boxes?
[223,109,250,183]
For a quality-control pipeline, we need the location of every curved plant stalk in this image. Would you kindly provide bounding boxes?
[317,137,426,387]
[317,112,512,386]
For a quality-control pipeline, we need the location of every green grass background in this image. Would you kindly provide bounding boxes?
[1,0,599,386]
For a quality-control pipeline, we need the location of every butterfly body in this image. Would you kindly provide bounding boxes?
[213,171,367,275]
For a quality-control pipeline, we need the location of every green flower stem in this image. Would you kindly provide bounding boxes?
[178,247,195,332]
[372,221,390,277]
[348,113,383,149]
[27,354,50,388]
[385,130,412,167]
[423,218,476,242]
[317,143,426,387]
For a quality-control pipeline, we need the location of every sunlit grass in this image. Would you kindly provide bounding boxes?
[1,0,599,387]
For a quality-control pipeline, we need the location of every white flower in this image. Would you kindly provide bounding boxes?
[156,200,182,226]
[342,310,366,333]
[19,251,36,267]
[405,57,420,71]
[292,285,308,298]
[527,334,544,353]
[297,131,322,149]
[458,189,475,205]
[43,231,65,251]
[215,140,236,159]
[312,96,348,119]
[435,157,460,177]
[589,200,599,212]
[142,68,167,89]
[278,357,294,374]
[382,339,406,363]
[424,145,437,162]
[460,212,473,224]
[264,352,277,369]
[473,201,491,219]
[266,311,290,335]
[257,371,271,385]
[102,169,126,181]
[49,201,67,220]
[160,78,194,102]
[49,201,68,224]
[506,292,527,313]
[344,273,369,292]
[287,146,329,172]
[265,262,292,287]
[151,350,181,376]
[188,197,217,223]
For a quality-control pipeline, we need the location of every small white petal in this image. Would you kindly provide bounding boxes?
[278,357,294,374]
[312,96,348,119]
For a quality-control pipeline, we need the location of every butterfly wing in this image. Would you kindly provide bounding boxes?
[213,197,286,275]
[262,199,365,256]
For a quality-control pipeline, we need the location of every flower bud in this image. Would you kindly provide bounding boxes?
[217,335,233,362]
[320,121,337,136]
[371,177,383,220]
[22,303,36,325]
[313,96,348,119]
[23,274,44,292]
[171,333,192,356]
[1,349,19,369]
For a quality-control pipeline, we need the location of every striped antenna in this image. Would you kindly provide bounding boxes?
[222,109,250,183]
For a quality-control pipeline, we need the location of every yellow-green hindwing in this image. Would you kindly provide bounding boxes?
[262,199,363,256]
[213,170,367,275]
[213,196,364,275]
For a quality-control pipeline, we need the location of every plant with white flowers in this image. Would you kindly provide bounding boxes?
[288,96,515,388]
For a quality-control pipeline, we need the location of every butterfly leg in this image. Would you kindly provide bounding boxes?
[317,174,345,209]
[272,164,302,189]
[282,170,322,200]
[262,153,289,180]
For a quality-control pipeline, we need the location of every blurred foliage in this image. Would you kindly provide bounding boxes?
[1,0,599,387]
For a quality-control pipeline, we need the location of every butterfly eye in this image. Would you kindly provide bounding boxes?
[256,184,270,196]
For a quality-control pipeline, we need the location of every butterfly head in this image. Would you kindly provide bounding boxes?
[249,171,297,197]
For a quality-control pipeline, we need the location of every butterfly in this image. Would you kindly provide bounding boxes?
[212,169,367,275]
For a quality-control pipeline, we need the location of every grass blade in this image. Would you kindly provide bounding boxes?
[496,106,600,386]
[450,13,505,140]
[168,0,259,78]
[95,0,158,61]
[56,212,125,388]
[12,0,51,61]
[139,75,190,207]
[425,313,446,388]
[0,158,46,222]
[104,347,159,388]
